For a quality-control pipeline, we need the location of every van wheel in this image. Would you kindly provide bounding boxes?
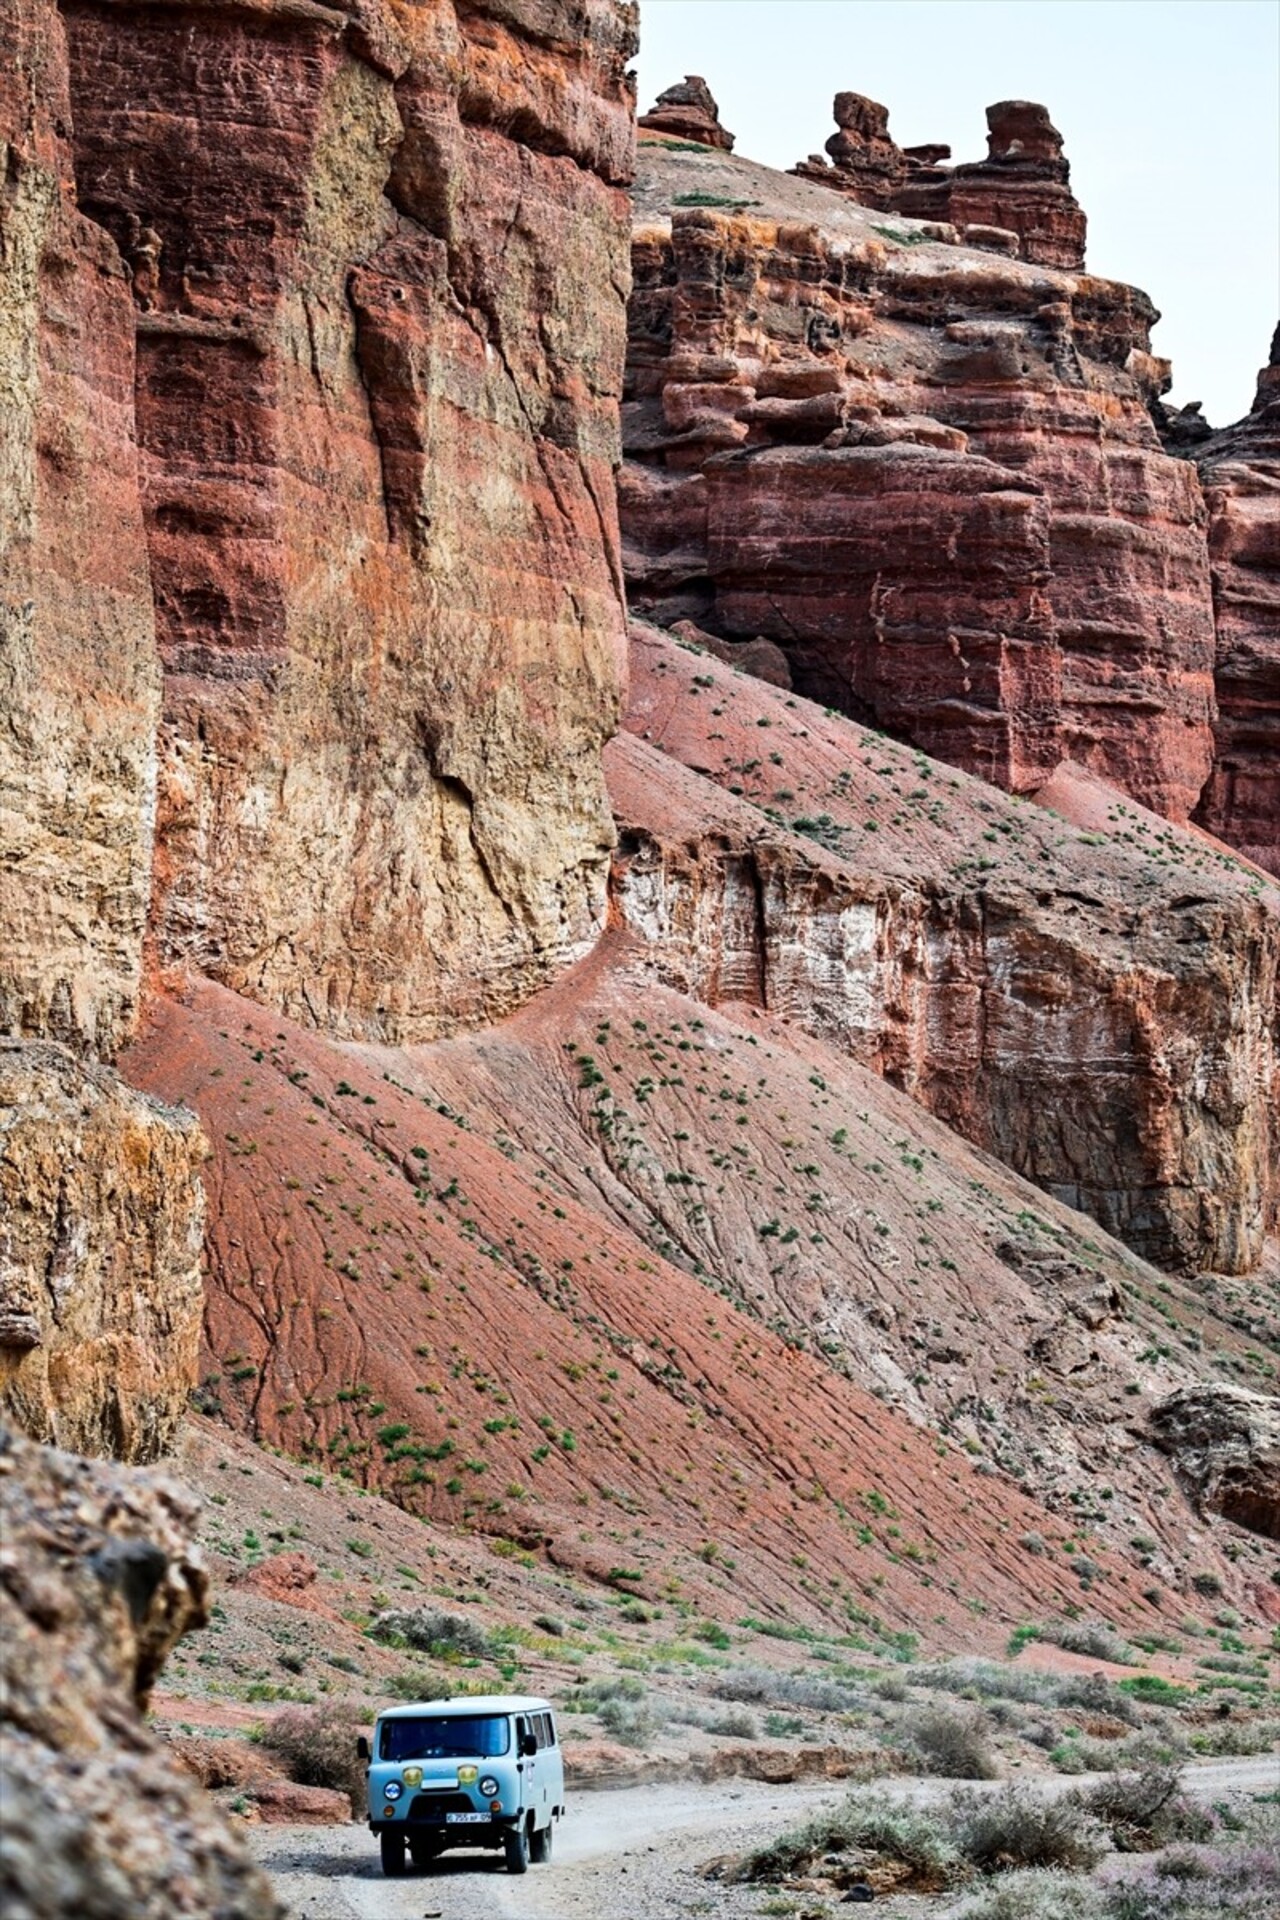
[530,1822,553,1865]
[409,1836,442,1869]
[380,1831,407,1877]
[504,1825,530,1875]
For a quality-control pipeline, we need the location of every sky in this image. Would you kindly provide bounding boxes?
[635,0,1279,424]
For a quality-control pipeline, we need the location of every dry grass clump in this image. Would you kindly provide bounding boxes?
[257,1701,368,1805]
[1039,1620,1134,1665]
[735,1788,963,1887]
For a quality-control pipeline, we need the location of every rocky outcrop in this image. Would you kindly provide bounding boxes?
[60,0,637,1041]
[639,74,734,150]
[1149,1386,1280,1540]
[624,136,1217,822]
[0,1424,282,1917]
[0,0,206,1460]
[1192,328,1280,878]
[793,92,1086,271]
[614,623,1279,1278]
[0,1043,204,1462]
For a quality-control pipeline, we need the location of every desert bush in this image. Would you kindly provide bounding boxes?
[951,1785,1108,1874]
[566,1674,646,1709]
[713,1664,863,1713]
[917,1660,1138,1723]
[597,1695,654,1747]
[1041,1620,1133,1665]
[945,1869,1104,1920]
[666,1702,758,1739]
[257,1701,367,1806]
[737,1788,962,1885]
[1102,1842,1280,1920]
[1051,1728,1189,1775]
[367,1607,493,1660]
[1072,1768,1214,1852]
[908,1703,1000,1780]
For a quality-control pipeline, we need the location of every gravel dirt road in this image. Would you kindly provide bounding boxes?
[250,1757,1280,1920]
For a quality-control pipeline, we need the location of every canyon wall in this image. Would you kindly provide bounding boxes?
[0,0,205,1459]
[623,129,1218,823]
[615,624,1279,1278]
[1192,328,1280,878]
[61,0,638,1041]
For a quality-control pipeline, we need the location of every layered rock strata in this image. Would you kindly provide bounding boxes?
[60,0,637,1040]
[639,74,735,150]
[0,0,205,1459]
[614,623,1279,1278]
[0,1424,281,1918]
[1192,328,1280,878]
[793,93,1086,271]
[624,135,1217,822]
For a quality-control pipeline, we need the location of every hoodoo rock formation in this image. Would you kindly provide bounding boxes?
[60,0,638,1041]
[793,93,1087,270]
[1192,327,1280,878]
[639,73,734,150]
[624,131,1216,820]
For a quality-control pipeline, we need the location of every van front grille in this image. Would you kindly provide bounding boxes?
[408,1792,479,1821]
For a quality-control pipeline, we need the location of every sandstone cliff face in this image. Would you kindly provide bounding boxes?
[0,0,157,1056]
[0,1043,204,1460]
[624,135,1217,823]
[615,624,1279,1278]
[1192,329,1280,879]
[61,0,637,1040]
[0,1424,281,1918]
[0,0,206,1462]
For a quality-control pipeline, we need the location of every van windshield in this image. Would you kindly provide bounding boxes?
[379,1714,511,1762]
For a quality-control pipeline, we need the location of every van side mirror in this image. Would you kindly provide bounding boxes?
[519,1732,538,1758]
[356,1735,370,1762]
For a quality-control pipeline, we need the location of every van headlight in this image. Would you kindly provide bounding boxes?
[384,1781,403,1800]
[480,1776,499,1797]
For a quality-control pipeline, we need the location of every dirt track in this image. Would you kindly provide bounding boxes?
[250,1758,1280,1920]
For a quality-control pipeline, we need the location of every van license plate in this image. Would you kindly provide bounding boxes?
[445,1812,487,1824]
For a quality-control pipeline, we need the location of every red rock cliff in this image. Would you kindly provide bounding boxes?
[623,132,1217,821]
[1192,328,1280,878]
[61,0,638,1041]
[0,0,206,1462]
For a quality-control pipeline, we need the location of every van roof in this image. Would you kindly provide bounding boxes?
[376,1695,554,1720]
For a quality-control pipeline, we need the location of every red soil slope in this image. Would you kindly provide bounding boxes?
[126,975,1188,1652]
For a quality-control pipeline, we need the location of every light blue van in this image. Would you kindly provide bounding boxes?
[357,1693,564,1877]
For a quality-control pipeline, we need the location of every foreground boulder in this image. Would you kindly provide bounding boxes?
[1148,1385,1280,1540]
[0,1425,281,1918]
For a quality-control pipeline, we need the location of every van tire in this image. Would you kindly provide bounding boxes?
[380,1832,407,1876]
[409,1836,442,1869]
[530,1822,553,1864]
[504,1825,530,1875]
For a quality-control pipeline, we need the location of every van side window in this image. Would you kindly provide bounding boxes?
[537,1712,551,1748]
[545,1713,557,1748]
[515,1716,528,1750]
